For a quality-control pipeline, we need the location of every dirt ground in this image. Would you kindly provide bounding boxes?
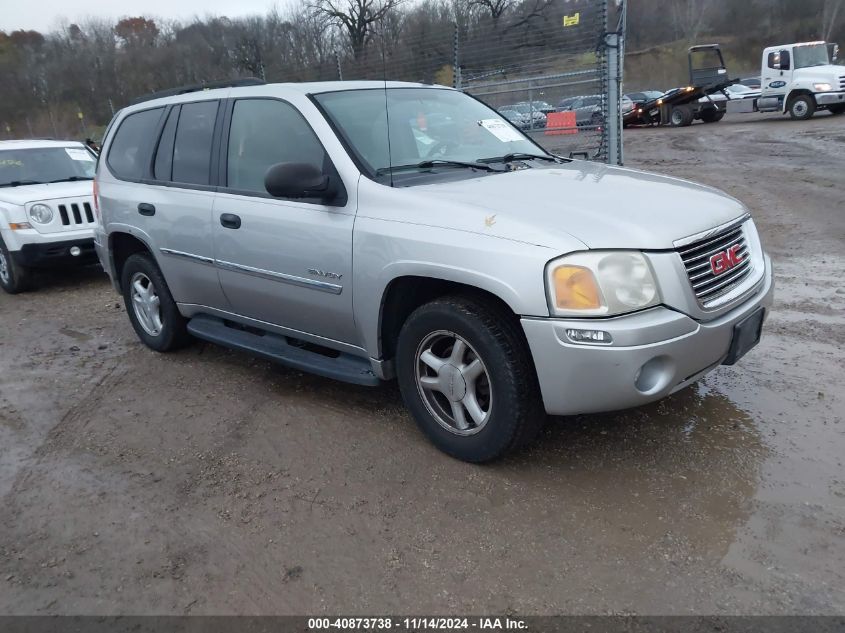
[1,112,843,616]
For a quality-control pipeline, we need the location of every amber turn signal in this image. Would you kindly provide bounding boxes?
[552,265,602,311]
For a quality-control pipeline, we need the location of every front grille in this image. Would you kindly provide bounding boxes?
[839,75,845,90]
[678,223,752,307]
[58,202,95,226]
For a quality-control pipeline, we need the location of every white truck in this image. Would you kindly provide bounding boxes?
[728,42,845,120]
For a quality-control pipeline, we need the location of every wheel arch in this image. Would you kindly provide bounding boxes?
[109,231,154,292]
[376,274,528,377]
[784,88,815,112]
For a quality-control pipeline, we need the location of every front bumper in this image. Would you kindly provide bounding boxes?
[522,256,774,416]
[816,91,845,107]
[11,237,98,268]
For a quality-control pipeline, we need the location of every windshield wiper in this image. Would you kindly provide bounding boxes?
[376,160,501,176]
[0,180,44,188]
[479,153,562,164]
[46,176,94,184]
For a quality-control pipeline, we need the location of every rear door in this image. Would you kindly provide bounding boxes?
[144,99,229,310]
[212,97,358,345]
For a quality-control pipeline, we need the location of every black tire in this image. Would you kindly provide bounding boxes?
[0,235,32,294]
[700,108,724,124]
[395,294,545,463]
[670,106,694,127]
[829,104,845,116]
[788,94,816,120]
[121,252,191,352]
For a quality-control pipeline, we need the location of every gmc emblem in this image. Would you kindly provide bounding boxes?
[710,244,744,276]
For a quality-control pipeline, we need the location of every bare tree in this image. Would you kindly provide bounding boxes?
[822,0,843,42]
[310,0,405,59]
[670,0,713,42]
[469,0,512,29]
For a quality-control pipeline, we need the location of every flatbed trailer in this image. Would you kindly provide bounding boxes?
[625,45,735,127]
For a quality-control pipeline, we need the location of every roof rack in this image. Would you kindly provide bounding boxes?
[131,77,265,105]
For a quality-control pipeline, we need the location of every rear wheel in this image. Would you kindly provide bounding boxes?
[829,104,845,116]
[121,252,191,352]
[700,107,724,123]
[0,236,31,294]
[788,95,816,120]
[670,106,694,127]
[396,295,545,463]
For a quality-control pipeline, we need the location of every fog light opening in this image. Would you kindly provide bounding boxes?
[70,246,82,257]
[635,356,674,395]
[565,328,613,345]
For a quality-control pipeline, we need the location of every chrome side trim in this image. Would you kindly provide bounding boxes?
[159,248,215,265]
[673,213,751,249]
[216,259,343,295]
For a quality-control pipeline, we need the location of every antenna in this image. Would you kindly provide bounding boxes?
[377,27,395,188]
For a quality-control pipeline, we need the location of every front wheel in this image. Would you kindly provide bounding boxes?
[788,95,816,120]
[829,104,845,116]
[121,252,191,352]
[396,295,545,463]
[0,236,31,294]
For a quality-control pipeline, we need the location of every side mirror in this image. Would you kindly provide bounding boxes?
[264,162,337,201]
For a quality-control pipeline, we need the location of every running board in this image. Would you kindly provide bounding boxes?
[187,315,380,387]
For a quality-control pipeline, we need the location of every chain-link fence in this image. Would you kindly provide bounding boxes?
[318,0,625,165]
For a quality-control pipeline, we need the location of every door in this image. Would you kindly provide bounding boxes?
[144,100,229,310]
[212,97,358,346]
[762,48,792,97]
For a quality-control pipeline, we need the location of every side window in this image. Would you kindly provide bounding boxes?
[767,52,780,70]
[106,107,164,180]
[153,106,179,181]
[172,101,218,186]
[227,99,327,195]
[227,99,326,193]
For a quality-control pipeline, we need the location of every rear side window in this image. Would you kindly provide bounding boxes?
[106,107,164,180]
[172,101,218,186]
[226,99,327,194]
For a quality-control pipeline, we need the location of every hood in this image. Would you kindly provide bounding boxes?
[0,181,93,206]
[408,161,748,251]
[794,64,845,82]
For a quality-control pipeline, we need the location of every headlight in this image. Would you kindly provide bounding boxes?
[28,204,53,224]
[814,83,833,92]
[546,251,660,317]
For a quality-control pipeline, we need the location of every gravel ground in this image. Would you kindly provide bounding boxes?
[1,112,843,616]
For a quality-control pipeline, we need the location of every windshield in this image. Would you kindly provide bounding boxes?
[0,146,95,187]
[794,44,830,69]
[315,88,543,178]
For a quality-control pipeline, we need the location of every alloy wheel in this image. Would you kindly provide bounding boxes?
[130,272,163,336]
[414,330,493,436]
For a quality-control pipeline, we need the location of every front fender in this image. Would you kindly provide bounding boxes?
[352,216,556,358]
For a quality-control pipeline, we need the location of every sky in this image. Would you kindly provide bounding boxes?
[2,0,295,33]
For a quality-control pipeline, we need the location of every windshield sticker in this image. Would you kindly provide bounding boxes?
[65,148,94,162]
[479,119,524,143]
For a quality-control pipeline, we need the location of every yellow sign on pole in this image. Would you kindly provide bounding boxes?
[563,13,580,27]
[78,111,84,120]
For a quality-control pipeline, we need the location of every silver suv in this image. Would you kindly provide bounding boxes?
[95,80,774,462]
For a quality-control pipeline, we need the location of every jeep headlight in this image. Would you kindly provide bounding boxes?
[814,83,833,92]
[546,251,660,317]
[28,203,53,224]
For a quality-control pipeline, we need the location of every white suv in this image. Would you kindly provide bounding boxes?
[0,140,98,293]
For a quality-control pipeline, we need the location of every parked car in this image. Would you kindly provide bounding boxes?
[514,100,556,115]
[503,103,547,128]
[95,80,773,463]
[557,97,578,111]
[498,108,532,130]
[739,77,762,90]
[0,139,98,293]
[723,83,762,100]
[560,95,604,127]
